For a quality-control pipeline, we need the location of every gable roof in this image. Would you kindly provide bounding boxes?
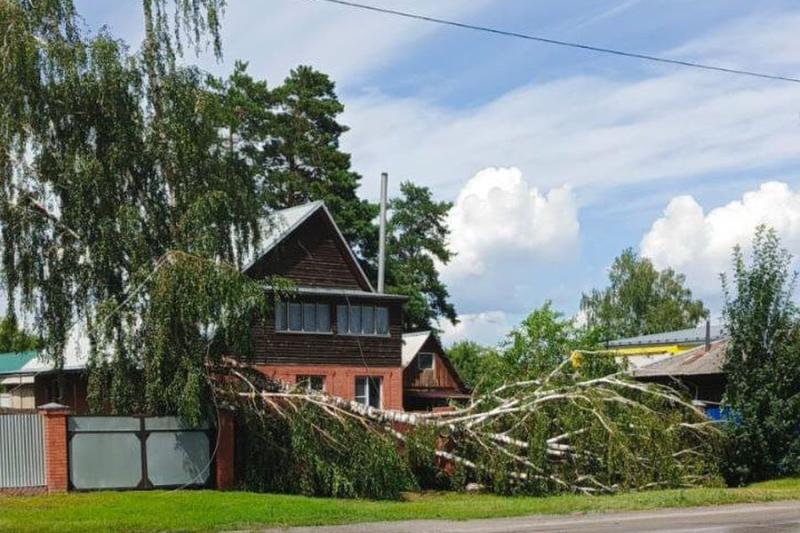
[402,331,431,368]
[0,321,90,377]
[402,331,469,393]
[608,325,726,348]
[0,351,38,374]
[243,201,375,292]
[631,339,728,378]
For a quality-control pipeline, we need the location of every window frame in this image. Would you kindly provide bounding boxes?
[417,352,435,371]
[354,376,382,408]
[296,375,325,392]
[337,304,391,337]
[275,300,332,334]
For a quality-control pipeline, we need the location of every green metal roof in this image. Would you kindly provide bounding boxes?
[0,350,38,374]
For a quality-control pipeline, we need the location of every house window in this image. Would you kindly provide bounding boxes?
[376,307,389,335]
[297,375,325,392]
[336,304,390,335]
[355,376,382,408]
[417,353,434,370]
[275,301,331,333]
[288,302,303,331]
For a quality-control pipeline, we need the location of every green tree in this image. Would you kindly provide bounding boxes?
[581,248,708,340]
[446,340,491,389]
[222,66,457,328]
[385,182,456,330]
[721,226,800,484]
[259,65,377,251]
[0,315,39,352]
[0,0,268,422]
[448,303,609,393]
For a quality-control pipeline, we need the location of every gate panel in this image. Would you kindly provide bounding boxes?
[0,413,45,488]
[146,432,210,486]
[68,415,211,490]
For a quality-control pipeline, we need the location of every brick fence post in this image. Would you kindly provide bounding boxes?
[215,409,235,491]
[38,403,71,493]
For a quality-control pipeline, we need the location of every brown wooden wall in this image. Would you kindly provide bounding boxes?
[251,294,403,367]
[247,209,369,291]
[403,336,465,391]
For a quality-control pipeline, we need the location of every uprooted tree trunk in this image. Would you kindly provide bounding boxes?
[210,358,722,498]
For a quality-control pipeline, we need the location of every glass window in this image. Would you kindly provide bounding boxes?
[418,353,434,370]
[337,305,349,334]
[288,303,302,331]
[303,303,316,331]
[297,375,325,392]
[275,302,287,331]
[376,307,389,335]
[355,376,382,408]
[355,376,367,404]
[316,304,330,332]
[361,306,375,334]
[349,305,362,334]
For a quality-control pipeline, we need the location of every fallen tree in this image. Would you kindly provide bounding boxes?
[211,357,722,498]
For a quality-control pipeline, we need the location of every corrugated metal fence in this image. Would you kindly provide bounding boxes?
[0,412,45,489]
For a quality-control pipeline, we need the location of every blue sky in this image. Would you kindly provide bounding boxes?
[75,0,800,345]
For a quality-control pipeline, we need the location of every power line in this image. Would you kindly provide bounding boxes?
[306,0,800,84]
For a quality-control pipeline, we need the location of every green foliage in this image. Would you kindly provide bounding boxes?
[238,405,413,500]
[0,314,40,352]
[0,1,266,420]
[721,226,800,485]
[385,182,456,330]
[404,425,457,491]
[449,302,610,392]
[581,248,708,340]
[447,379,720,496]
[446,340,488,389]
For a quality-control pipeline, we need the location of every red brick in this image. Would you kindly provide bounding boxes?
[215,409,235,491]
[38,404,71,493]
[256,364,404,410]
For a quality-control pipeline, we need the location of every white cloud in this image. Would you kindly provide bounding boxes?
[439,310,513,347]
[641,181,800,295]
[195,0,492,85]
[342,11,800,202]
[444,167,579,278]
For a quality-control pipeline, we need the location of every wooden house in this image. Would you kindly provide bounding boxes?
[401,331,470,411]
[0,201,470,414]
[244,201,407,410]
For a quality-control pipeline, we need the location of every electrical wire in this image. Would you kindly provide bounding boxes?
[305,0,800,84]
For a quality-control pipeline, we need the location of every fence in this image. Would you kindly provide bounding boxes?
[0,404,235,493]
[0,412,45,490]
[68,416,212,490]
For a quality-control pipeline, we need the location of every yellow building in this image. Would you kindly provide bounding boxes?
[604,323,725,369]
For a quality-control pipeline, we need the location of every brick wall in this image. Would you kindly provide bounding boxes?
[256,364,404,410]
[215,409,235,490]
[39,404,70,493]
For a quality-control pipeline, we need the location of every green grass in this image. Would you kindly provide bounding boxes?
[2,480,800,532]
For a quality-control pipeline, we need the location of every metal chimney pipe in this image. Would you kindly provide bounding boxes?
[377,172,388,293]
[705,319,711,352]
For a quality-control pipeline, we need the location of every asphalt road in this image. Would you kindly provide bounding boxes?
[258,501,800,532]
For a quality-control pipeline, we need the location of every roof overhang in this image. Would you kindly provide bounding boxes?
[405,389,472,400]
[265,285,407,300]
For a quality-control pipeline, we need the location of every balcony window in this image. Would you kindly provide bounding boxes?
[337,304,390,336]
[275,301,331,333]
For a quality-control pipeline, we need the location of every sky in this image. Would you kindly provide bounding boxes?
[75,0,800,346]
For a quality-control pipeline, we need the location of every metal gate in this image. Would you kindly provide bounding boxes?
[0,412,45,489]
[68,416,212,490]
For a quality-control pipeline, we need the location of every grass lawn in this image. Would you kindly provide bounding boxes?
[1,479,799,532]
